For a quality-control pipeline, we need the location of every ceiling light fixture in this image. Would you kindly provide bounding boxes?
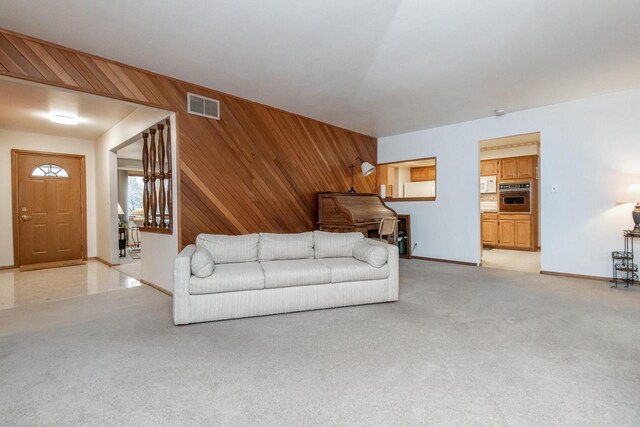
[49,114,79,125]
[494,108,506,116]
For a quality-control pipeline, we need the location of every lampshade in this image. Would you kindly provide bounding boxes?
[626,184,640,203]
[131,208,144,216]
[361,161,375,177]
[117,203,124,215]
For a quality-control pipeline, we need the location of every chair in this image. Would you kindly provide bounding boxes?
[378,217,397,243]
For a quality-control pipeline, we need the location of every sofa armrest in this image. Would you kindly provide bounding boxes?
[363,238,399,301]
[173,244,196,325]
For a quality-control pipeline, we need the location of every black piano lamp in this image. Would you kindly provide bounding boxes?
[348,157,376,193]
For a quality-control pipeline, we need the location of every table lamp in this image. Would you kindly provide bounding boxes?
[620,184,640,233]
[348,157,376,193]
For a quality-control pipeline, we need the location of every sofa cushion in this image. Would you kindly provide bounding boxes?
[191,247,215,278]
[189,262,264,295]
[313,231,364,259]
[260,259,331,289]
[196,233,259,264]
[258,232,314,261]
[352,242,388,268]
[319,257,390,283]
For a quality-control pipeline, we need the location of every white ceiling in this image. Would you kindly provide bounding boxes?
[117,139,143,160]
[0,77,138,139]
[2,1,640,137]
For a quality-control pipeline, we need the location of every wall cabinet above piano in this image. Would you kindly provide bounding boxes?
[410,166,436,182]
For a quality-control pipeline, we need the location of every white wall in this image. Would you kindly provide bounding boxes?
[94,107,169,264]
[379,87,640,277]
[0,129,97,267]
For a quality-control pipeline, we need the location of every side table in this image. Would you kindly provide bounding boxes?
[611,230,640,288]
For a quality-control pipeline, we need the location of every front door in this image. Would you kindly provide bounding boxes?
[13,151,85,270]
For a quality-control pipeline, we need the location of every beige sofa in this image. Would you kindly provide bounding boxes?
[173,231,399,325]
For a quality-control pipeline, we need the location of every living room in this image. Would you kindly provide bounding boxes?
[1,1,639,425]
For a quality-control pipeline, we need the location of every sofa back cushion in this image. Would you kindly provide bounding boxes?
[258,232,314,261]
[313,231,364,258]
[195,233,259,264]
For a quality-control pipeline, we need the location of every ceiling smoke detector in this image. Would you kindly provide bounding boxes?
[494,108,506,116]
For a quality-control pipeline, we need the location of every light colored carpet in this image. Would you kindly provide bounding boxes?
[1,260,639,426]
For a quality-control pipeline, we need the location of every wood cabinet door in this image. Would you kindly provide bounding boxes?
[482,220,499,245]
[517,156,535,179]
[410,166,436,182]
[480,160,498,176]
[499,220,515,246]
[425,166,436,181]
[500,158,519,180]
[515,219,533,248]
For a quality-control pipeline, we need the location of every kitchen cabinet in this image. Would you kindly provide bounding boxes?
[498,218,516,246]
[482,213,534,250]
[499,155,536,181]
[516,156,535,179]
[515,218,533,248]
[481,213,499,245]
[480,160,498,176]
[410,166,436,182]
[499,158,519,180]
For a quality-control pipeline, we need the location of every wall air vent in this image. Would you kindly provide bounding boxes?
[187,92,220,120]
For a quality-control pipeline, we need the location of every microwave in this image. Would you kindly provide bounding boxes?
[480,176,497,194]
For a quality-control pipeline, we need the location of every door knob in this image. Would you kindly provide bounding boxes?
[21,215,32,221]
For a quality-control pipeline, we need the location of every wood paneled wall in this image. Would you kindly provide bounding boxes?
[0,29,377,247]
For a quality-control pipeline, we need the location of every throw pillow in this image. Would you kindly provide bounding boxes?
[352,242,388,268]
[191,246,215,278]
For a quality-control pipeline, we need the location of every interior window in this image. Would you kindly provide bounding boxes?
[377,157,437,201]
[127,175,144,215]
[31,164,69,177]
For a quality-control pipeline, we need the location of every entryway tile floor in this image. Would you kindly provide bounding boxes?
[0,260,141,310]
[482,248,541,273]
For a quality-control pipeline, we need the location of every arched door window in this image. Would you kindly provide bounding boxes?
[31,164,69,178]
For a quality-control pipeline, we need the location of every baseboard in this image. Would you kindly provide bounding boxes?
[88,256,120,267]
[0,264,16,271]
[20,259,85,272]
[540,270,610,282]
[140,279,173,297]
[411,256,479,267]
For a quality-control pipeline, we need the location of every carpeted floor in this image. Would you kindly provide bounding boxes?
[1,260,639,426]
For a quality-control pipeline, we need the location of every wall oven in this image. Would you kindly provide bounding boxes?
[499,182,531,213]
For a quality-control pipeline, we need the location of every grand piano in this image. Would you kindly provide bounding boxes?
[317,192,397,238]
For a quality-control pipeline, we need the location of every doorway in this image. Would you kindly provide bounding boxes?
[479,133,541,273]
[11,150,86,271]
